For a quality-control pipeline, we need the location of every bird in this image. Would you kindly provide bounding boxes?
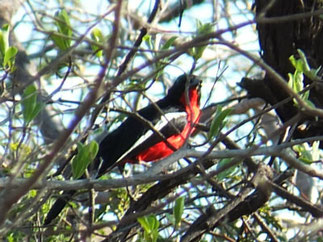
[44,74,202,225]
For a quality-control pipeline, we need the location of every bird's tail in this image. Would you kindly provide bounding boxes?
[44,190,76,225]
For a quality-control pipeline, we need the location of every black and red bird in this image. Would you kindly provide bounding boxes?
[44,74,202,225]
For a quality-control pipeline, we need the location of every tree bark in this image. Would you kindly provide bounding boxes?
[241,0,323,142]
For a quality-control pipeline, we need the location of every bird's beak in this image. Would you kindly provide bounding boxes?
[189,76,202,89]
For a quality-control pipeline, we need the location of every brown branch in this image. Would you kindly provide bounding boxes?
[270,180,323,217]
[253,212,279,242]
[116,0,160,77]
[159,0,205,23]
[0,0,123,229]
[181,164,274,242]
[218,40,323,118]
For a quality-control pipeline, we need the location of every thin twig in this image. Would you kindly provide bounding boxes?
[0,1,123,228]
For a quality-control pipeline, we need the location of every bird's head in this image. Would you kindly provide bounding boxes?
[166,74,202,107]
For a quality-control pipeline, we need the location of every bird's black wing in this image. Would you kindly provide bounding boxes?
[45,105,165,225]
[44,74,197,225]
[44,190,76,225]
[96,100,184,175]
[115,112,188,164]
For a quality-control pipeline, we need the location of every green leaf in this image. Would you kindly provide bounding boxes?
[293,141,320,164]
[143,34,151,43]
[289,55,297,69]
[55,9,72,37]
[197,21,213,36]
[216,158,238,181]
[143,34,152,50]
[208,106,232,140]
[289,49,319,81]
[90,28,104,57]
[138,216,151,233]
[0,24,9,56]
[3,46,18,71]
[137,215,159,242]
[173,196,185,228]
[288,51,321,109]
[161,36,177,50]
[91,28,104,42]
[51,34,68,50]
[22,84,43,123]
[189,21,213,60]
[29,102,43,122]
[88,140,99,160]
[72,141,99,179]
[0,32,5,57]
[72,143,85,179]
[51,9,72,50]
[155,37,178,78]
[297,49,311,74]
[293,144,315,164]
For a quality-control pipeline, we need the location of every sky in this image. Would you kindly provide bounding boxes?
[7,1,322,240]
[10,0,260,146]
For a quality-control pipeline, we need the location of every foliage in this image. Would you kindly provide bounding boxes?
[288,49,319,108]
[0,24,17,72]
[71,140,98,179]
[137,215,160,242]
[208,105,232,140]
[0,0,321,241]
[50,9,72,50]
[21,84,43,124]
